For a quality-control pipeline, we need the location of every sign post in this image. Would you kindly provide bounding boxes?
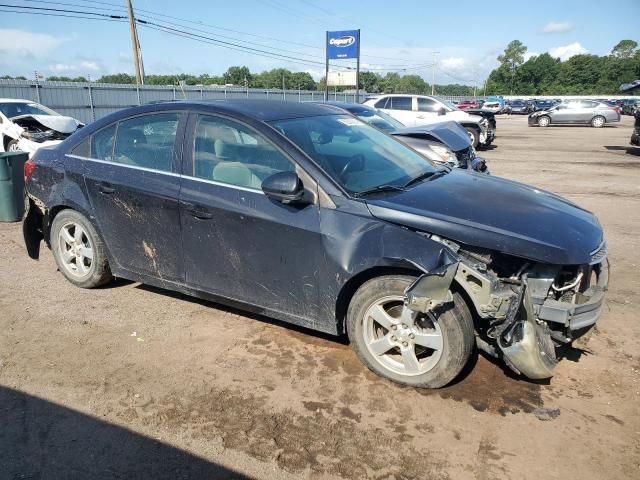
[325,29,360,101]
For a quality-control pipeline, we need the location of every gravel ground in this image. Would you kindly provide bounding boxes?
[1,114,639,480]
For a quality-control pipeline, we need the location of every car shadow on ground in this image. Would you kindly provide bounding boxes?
[0,386,247,479]
[135,283,349,345]
[134,284,552,390]
[604,145,640,156]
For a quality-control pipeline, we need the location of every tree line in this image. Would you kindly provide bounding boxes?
[486,39,640,96]
[1,67,476,96]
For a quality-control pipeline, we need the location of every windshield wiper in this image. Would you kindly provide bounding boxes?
[353,184,407,197]
[402,168,448,188]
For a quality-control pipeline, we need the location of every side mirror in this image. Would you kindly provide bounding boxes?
[262,171,305,204]
[437,107,446,116]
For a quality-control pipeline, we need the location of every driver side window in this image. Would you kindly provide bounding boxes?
[193,115,294,190]
[417,98,438,112]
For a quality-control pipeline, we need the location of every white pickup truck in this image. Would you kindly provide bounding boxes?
[363,94,495,148]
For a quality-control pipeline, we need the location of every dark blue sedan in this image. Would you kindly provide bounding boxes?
[23,100,608,388]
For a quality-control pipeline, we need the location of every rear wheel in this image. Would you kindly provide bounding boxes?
[347,275,474,388]
[50,209,113,288]
[537,116,551,127]
[591,115,605,128]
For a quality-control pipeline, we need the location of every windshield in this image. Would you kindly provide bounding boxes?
[270,114,438,195]
[352,108,405,132]
[440,99,459,111]
[0,102,59,119]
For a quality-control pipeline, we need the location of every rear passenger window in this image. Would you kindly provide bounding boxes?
[91,124,116,161]
[390,97,412,111]
[112,113,179,172]
[71,138,90,157]
[193,115,294,190]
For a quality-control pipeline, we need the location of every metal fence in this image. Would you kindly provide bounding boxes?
[0,79,364,124]
[1,79,632,124]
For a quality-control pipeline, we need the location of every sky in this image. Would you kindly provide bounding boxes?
[0,0,638,85]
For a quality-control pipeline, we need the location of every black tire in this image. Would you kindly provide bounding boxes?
[7,139,20,152]
[50,209,113,288]
[347,275,474,388]
[537,115,551,127]
[465,127,479,148]
[591,115,605,128]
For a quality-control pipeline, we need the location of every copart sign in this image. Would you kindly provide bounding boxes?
[327,30,359,59]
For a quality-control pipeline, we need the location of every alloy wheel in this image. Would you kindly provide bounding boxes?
[57,221,94,277]
[362,295,444,376]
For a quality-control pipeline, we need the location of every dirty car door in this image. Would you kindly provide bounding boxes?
[82,112,185,281]
[179,113,323,322]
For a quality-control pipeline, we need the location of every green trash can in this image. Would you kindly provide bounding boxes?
[0,151,29,222]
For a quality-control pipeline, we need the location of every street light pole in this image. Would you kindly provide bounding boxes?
[431,51,439,96]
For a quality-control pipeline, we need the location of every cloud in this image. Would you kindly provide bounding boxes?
[524,51,540,61]
[549,42,588,61]
[0,29,68,57]
[80,60,101,71]
[542,21,573,33]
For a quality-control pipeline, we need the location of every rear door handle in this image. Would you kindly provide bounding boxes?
[98,182,115,194]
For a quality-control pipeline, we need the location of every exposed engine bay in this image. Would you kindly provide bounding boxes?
[13,115,77,142]
[404,236,609,379]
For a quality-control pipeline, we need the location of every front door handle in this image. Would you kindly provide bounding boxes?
[184,203,213,220]
[98,182,115,194]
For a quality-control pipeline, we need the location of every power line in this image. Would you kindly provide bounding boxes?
[0,6,126,21]
[4,1,461,76]
[72,0,425,65]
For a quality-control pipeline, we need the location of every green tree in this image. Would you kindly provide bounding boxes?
[611,40,638,59]
[223,66,251,85]
[96,73,135,84]
[497,40,527,94]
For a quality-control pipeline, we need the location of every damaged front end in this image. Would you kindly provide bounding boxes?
[10,115,82,154]
[403,238,609,380]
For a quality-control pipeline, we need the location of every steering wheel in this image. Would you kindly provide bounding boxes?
[339,154,365,181]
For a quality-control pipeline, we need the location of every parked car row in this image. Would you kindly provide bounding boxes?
[528,100,621,128]
[23,99,608,389]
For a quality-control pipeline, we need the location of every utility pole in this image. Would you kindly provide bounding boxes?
[431,51,439,96]
[126,0,145,85]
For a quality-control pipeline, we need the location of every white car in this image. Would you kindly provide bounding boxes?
[363,94,494,148]
[0,99,83,156]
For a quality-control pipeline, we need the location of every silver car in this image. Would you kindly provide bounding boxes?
[528,100,620,128]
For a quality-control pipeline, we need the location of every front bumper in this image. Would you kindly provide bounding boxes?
[537,259,609,332]
[527,115,539,126]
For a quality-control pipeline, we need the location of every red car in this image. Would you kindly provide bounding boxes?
[456,100,482,110]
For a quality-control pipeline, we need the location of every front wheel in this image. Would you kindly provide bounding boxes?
[537,116,551,127]
[347,275,474,388]
[7,139,21,152]
[465,127,479,148]
[591,115,605,128]
[50,209,113,288]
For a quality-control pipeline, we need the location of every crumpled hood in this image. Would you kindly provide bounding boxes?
[443,110,483,124]
[365,170,603,265]
[14,114,80,133]
[393,121,471,151]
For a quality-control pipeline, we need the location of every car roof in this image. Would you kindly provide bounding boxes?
[160,99,346,121]
[0,98,36,103]
[312,100,374,114]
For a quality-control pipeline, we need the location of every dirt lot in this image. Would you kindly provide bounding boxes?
[1,115,639,480]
